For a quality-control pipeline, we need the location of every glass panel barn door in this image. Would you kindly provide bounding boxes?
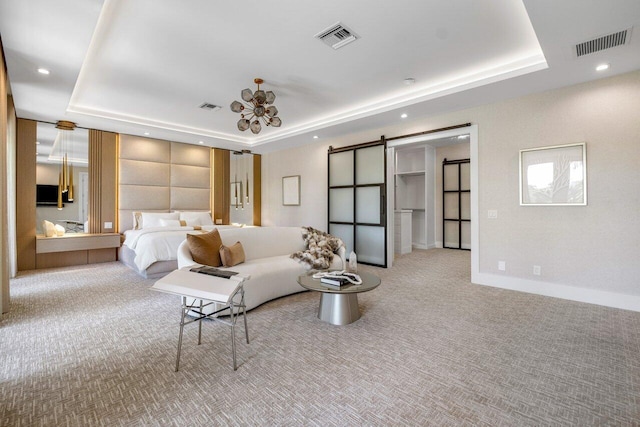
[442,158,471,250]
[328,142,387,267]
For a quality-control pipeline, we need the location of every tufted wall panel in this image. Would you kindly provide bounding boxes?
[118,135,211,232]
[120,159,171,186]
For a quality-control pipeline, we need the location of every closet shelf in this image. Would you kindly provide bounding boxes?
[395,170,425,176]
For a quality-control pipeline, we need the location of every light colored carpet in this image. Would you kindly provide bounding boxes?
[2,249,639,426]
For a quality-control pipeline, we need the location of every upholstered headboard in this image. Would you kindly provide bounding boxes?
[118,135,211,233]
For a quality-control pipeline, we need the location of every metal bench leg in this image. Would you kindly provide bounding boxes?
[230,299,237,370]
[241,287,249,344]
[175,296,188,372]
[197,299,203,345]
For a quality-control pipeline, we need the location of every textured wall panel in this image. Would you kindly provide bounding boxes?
[120,135,170,163]
[171,164,210,189]
[119,185,170,211]
[171,142,210,167]
[120,159,171,186]
[170,188,210,211]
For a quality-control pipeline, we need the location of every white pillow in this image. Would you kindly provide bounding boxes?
[179,211,213,226]
[54,224,65,237]
[132,212,142,230]
[159,218,182,227]
[140,212,180,229]
[42,220,56,237]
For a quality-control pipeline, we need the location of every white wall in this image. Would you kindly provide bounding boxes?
[262,141,329,230]
[263,71,640,308]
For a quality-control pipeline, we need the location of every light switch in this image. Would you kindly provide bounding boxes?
[104,222,113,229]
[488,210,498,219]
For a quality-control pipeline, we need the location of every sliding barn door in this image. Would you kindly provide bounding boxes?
[328,141,387,267]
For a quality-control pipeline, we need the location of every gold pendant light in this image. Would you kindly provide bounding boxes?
[68,164,74,201]
[57,171,63,210]
[55,120,77,200]
[62,153,68,191]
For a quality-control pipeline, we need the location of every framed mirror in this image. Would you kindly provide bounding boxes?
[229,151,254,224]
[36,122,89,234]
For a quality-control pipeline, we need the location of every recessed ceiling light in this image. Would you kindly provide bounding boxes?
[143,132,150,136]
[404,78,415,85]
[401,113,408,119]
[457,135,469,139]
[313,135,319,139]
[37,67,50,75]
[596,63,610,71]
[198,141,204,144]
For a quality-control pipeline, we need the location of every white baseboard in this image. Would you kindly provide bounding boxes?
[412,243,436,250]
[473,272,640,313]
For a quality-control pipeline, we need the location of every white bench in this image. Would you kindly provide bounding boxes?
[152,269,250,371]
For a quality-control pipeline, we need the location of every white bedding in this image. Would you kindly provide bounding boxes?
[123,225,240,271]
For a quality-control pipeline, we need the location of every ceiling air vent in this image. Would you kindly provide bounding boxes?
[199,102,222,111]
[315,22,359,50]
[575,28,631,57]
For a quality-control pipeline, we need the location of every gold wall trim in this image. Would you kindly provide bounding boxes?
[88,130,102,233]
[89,130,118,234]
[212,148,230,224]
[1,46,9,312]
[16,119,37,271]
[253,154,261,226]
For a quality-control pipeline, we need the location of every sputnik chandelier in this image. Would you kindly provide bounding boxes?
[230,78,281,134]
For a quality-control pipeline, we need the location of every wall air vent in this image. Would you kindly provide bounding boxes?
[575,28,631,57]
[315,22,359,50]
[199,103,222,111]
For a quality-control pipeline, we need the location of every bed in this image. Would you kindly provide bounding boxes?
[118,211,243,279]
[118,138,246,278]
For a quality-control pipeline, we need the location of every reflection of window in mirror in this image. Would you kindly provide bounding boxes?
[229,152,253,225]
[35,122,89,235]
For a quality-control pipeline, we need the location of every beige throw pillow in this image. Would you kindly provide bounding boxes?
[186,229,223,267]
[219,242,245,267]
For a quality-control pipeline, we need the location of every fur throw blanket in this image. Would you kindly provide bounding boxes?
[291,227,345,270]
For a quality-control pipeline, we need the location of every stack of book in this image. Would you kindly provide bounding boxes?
[320,276,351,288]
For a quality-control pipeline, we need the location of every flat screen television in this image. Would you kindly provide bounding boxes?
[36,184,73,206]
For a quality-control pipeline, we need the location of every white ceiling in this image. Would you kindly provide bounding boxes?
[35,122,88,166]
[1,1,639,154]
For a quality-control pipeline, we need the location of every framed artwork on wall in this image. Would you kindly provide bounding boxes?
[282,175,300,206]
[519,142,587,206]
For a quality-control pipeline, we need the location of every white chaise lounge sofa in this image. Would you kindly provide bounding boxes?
[177,226,346,312]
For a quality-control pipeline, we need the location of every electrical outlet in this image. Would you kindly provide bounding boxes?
[215,219,222,225]
[488,210,498,219]
[498,261,506,271]
[533,265,541,276]
[104,222,112,229]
